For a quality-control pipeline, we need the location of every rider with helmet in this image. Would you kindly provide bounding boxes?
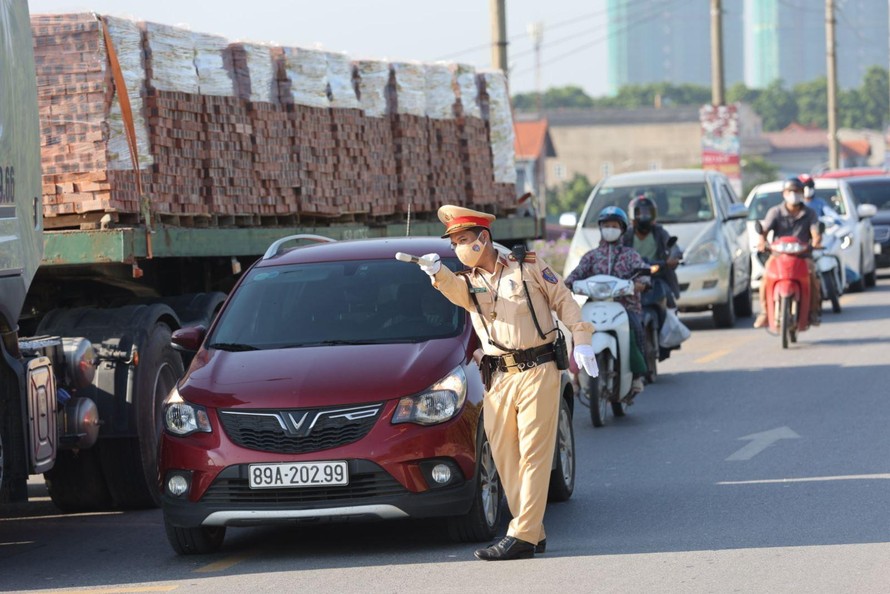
[624,194,683,358]
[564,206,649,395]
[799,174,841,222]
[753,177,823,328]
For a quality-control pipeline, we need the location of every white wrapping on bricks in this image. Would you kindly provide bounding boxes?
[391,62,425,117]
[193,32,234,97]
[242,43,275,103]
[480,70,516,184]
[355,60,389,117]
[424,63,455,120]
[450,63,480,119]
[326,52,359,109]
[144,21,200,94]
[282,47,330,108]
[103,15,153,169]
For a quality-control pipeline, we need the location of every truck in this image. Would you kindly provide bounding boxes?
[0,2,538,511]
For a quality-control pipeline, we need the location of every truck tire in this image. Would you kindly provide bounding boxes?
[103,323,183,509]
[44,449,113,512]
[0,364,28,504]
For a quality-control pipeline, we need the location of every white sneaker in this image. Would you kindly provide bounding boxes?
[631,377,645,394]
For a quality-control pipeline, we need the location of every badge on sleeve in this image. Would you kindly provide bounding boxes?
[541,267,558,284]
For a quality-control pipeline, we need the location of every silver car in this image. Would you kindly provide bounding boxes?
[564,169,752,328]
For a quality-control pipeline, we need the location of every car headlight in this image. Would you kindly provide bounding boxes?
[393,366,467,426]
[164,386,212,436]
[684,240,720,265]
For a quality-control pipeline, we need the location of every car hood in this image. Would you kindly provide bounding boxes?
[179,337,469,409]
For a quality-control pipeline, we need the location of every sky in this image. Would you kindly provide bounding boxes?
[27,0,611,96]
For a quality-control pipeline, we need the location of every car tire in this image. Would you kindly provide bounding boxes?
[865,266,877,288]
[713,277,736,328]
[849,252,865,292]
[448,421,502,543]
[164,516,226,555]
[733,278,753,318]
[547,395,575,503]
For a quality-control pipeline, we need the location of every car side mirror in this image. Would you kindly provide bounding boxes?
[559,212,578,228]
[726,203,749,220]
[857,203,877,218]
[754,221,764,235]
[172,325,206,352]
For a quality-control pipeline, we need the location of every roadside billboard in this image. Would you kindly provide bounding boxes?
[700,103,742,196]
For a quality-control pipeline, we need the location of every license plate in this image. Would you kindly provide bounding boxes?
[248,461,349,489]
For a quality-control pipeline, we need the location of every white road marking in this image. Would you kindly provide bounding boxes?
[718,473,890,485]
[725,426,800,461]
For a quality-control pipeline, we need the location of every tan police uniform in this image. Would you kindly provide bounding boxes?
[430,205,594,546]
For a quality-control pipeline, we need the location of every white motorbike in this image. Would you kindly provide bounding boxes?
[572,273,644,427]
[814,218,849,314]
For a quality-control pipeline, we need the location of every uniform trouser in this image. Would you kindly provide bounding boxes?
[483,361,560,546]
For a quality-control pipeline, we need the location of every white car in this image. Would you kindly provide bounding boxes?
[744,178,878,292]
[564,170,753,328]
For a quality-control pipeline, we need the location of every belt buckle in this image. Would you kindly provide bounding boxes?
[502,353,520,374]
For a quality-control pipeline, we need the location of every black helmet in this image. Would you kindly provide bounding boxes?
[628,194,657,232]
[783,177,805,193]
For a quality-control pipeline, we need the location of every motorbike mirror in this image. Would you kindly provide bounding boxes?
[666,236,678,248]
[754,221,764,235]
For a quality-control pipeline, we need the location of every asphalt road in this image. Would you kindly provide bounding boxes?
[2,273,889,593]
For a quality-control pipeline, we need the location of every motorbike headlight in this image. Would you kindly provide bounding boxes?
[684,240,720,265]
[164,386,212,436]
[393,366,467,426]
[840,234,853,250]
[591,281,615,299]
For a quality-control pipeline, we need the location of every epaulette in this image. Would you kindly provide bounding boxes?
[508,251,536,264]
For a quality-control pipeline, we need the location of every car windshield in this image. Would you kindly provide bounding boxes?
[582,182,714,227]
[207,258,463,349]
[846,180,890,210]
[747,188,847,220]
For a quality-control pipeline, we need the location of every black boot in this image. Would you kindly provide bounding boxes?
[474,536,535,561]
[535,539,546,554]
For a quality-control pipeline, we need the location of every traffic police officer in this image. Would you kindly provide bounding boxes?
[418,205,598,561]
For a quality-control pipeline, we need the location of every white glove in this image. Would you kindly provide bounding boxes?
[573,344,599,377]
[419,253,441,276]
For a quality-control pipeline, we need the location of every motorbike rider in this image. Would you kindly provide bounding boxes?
[799,174,841,222]
[564,206,649,396]
[753,177,823,329]
[623,194,683,357]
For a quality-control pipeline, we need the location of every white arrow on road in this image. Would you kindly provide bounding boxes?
[725,426,801,461]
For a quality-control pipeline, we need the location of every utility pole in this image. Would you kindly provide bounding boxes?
[490,0,508,73]
[826,0,839,169]
[528,21,544,113]
[710,0,725,105]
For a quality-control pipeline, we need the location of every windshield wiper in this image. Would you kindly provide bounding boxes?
[207,342,260,352]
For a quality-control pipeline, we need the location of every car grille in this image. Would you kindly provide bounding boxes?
[874,225,890,242]
[200,462,406,505]
[218,403,383,454]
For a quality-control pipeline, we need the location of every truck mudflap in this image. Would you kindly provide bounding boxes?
[25,356,56,474]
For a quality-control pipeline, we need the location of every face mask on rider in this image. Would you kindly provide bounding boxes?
[803,187,814,199]
[600,227,623,243]
[454,233,487,267]
[784,192,803,207]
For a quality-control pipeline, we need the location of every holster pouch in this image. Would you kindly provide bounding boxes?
[553,330,569,370]
[480,355,494,391]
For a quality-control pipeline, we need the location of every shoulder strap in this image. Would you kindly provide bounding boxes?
[519,262,550,340]
[460,274,512,352]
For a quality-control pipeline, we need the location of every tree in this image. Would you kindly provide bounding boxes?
[753,80,797,131]
[858,65,889,130]
[726,82,761,105]
[741,155,779,198]
[512,86,594,110]
[838,88,865,128]
[793,77,828,129]
[546,173,594,217]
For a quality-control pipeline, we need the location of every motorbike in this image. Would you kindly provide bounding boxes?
[814,218,848,314]
[639,236,682,382]
[756,222,814,349]
[571,269,649,427]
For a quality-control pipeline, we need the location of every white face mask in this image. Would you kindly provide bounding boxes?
[601,227,622,243]
[803,187,815,199]
[784,192,802,207]
[455,235,487,267]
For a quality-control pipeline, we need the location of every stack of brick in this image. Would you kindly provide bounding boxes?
[451,64,497,208]
[32,14,142,216]
[425,64,465,211]
[480,70,519,207]
[327,52,366,216]
[390,62,432,213]
[355,60,398,216]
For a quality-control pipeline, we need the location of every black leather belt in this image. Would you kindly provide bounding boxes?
[493,342,556,374]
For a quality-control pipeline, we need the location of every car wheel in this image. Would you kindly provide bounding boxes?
[448,422,502,542]
[713,277,736,328]
[865,266,877,287]
[548,395,575,503]
[164,515,226,555]
[849,252,865,292]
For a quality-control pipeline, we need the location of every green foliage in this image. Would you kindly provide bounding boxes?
[753,80,798,131]
[726,82,761,105]
[546,173,594,218]
[793,77,828,128]
[513,85,595,110]
[741,155,779,198]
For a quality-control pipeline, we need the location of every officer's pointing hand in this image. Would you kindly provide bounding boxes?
[573,344,599,377]
[419,253,441,276]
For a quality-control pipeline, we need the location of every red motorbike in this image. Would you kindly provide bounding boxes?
[759,235,813,349]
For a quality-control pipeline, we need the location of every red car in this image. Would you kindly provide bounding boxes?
[158,236,576,554]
